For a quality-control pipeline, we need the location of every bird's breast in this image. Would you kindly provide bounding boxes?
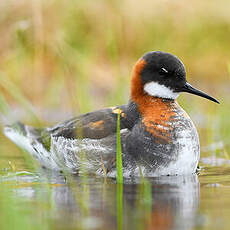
[124,97,200,176]
[138,97,186,144]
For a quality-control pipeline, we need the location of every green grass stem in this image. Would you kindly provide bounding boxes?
[116,183,123,230]
[116,109,123,184]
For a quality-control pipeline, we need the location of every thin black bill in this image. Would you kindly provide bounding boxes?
[181,82,220,104]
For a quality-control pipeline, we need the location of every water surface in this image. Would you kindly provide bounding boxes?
[1,134,230,230]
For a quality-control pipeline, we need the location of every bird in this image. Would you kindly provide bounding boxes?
[4,51,219,177]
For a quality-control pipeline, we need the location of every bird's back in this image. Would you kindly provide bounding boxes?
[3,105,135,174]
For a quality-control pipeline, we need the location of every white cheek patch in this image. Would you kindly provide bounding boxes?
[144,81,179,99]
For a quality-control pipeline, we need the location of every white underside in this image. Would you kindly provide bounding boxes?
[144,81,179,99]
[50,125,200,177]
[147,129,200,176]
[50,136,113,174]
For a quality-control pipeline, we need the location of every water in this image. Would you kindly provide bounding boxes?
[1,133,230,230]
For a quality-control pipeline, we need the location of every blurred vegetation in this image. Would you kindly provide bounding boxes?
[1,1,230,230]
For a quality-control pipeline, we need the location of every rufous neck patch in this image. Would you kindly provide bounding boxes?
[131,59,146,102]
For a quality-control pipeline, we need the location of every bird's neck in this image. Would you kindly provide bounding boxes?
[134,95,177,118]
[130,59,177,115]
[131,59,146,101]
[130,58,180,139]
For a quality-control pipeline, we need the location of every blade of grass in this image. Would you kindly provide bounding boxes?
[143,180,152,215]
[116,109,123,229]
[116,109,123,184]
[117,183,123,230]
[138,165,152,224]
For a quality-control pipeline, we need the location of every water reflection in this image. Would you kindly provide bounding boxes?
[122,175,199,230]
[3,172,200,230]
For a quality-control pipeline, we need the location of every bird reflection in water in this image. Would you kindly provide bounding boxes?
[11,173,199,230]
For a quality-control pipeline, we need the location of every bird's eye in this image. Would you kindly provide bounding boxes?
[159,67,169,75]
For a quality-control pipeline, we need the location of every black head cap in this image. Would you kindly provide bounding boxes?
[139,51,219,103]
[141,51,186,90]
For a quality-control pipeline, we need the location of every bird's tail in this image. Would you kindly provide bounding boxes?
[3,122,59,170]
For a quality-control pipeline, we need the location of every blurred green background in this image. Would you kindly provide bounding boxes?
[1,1,230,230]
[0,0,230,158]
